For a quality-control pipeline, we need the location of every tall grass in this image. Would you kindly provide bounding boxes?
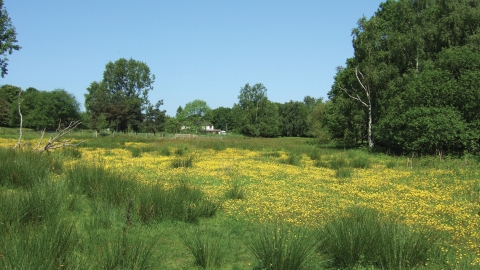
[171,155,194,168]
[90,227,160,269]
[0,148,54,188]
[317,206,443,269]
[248,223,316,270]
[225,180,246,200]
[0,179,66,227]
[180,228,226,269]
[136,182,220,224]
[66,163,138,206]
[0,220,78,269]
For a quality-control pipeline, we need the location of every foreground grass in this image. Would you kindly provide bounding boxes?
[0,133,479,268]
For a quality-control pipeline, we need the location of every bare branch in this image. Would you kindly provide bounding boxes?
[355,67,370,98]
[339,85,369,107]
[34,128,46,150]
[38,121,84,152]
[12,89,23,150]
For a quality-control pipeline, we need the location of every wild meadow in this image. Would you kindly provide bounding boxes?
[0,130,479,269]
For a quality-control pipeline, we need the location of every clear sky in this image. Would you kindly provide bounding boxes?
[2,0,382,116]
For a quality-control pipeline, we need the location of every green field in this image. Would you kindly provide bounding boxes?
[1,131,479,269]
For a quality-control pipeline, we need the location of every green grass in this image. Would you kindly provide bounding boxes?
[136,182,220,224]
[171,155,194,168]
[180,228,227,269]
[0,148,55,188]
[0,133,475,269]
[317,206,444,269]
[66,163,138,206]
[248,223,317,270]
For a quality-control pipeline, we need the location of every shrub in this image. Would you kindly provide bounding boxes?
[248,223,316,270]
[317,207,442,269]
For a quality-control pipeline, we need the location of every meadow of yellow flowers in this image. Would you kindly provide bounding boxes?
[1,136,479,266]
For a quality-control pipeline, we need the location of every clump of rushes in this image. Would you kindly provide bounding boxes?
[225,180,246,200]
[136,182,219,224]
[335,167,352,179]
[0,148,54,188]
[66,163,137,206]
[171,155,194,168]
[91,227,159,269]
[282,153,302,167]
[317,206,443,269]
[180,228,226,269]
[248,223,316,270]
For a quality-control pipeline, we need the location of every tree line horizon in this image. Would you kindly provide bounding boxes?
[1,0,480,155]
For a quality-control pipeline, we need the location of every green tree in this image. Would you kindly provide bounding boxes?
[10,88,80,130]
[278,101,308,137]
[164,117,181,134]
[0,84,20,126]
[84,58,155,132]
[0,0,21,77]
[328,0,480,154]
[142,100,166,135]
[234,83,279,137]
[210,107,233,132]
[177,99,211,132]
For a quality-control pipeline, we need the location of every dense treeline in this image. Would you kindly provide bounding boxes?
[0,85,80,130]
[326,0,480,154]
[3,0,478,155]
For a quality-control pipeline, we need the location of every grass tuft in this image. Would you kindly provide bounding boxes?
[180,228,226,269]
[248,223,316,270]
[317,206,443,269]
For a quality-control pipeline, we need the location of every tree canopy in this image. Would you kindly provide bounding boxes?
[0,0,20,77]
[84,58,156,132]
[233,83,280,137]
[327,0,480,154]
[8,88,80,130]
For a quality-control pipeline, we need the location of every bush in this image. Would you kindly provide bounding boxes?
[248,223,316,270]
[317,207,442,269]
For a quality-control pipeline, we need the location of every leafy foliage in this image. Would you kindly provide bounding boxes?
[84,58,155,132]
[0,1,21,77]
[328,0,480,154]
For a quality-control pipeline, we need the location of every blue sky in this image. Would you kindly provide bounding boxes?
[2,0,382,116]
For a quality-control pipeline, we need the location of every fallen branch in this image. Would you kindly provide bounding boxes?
[37,120,84,152]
